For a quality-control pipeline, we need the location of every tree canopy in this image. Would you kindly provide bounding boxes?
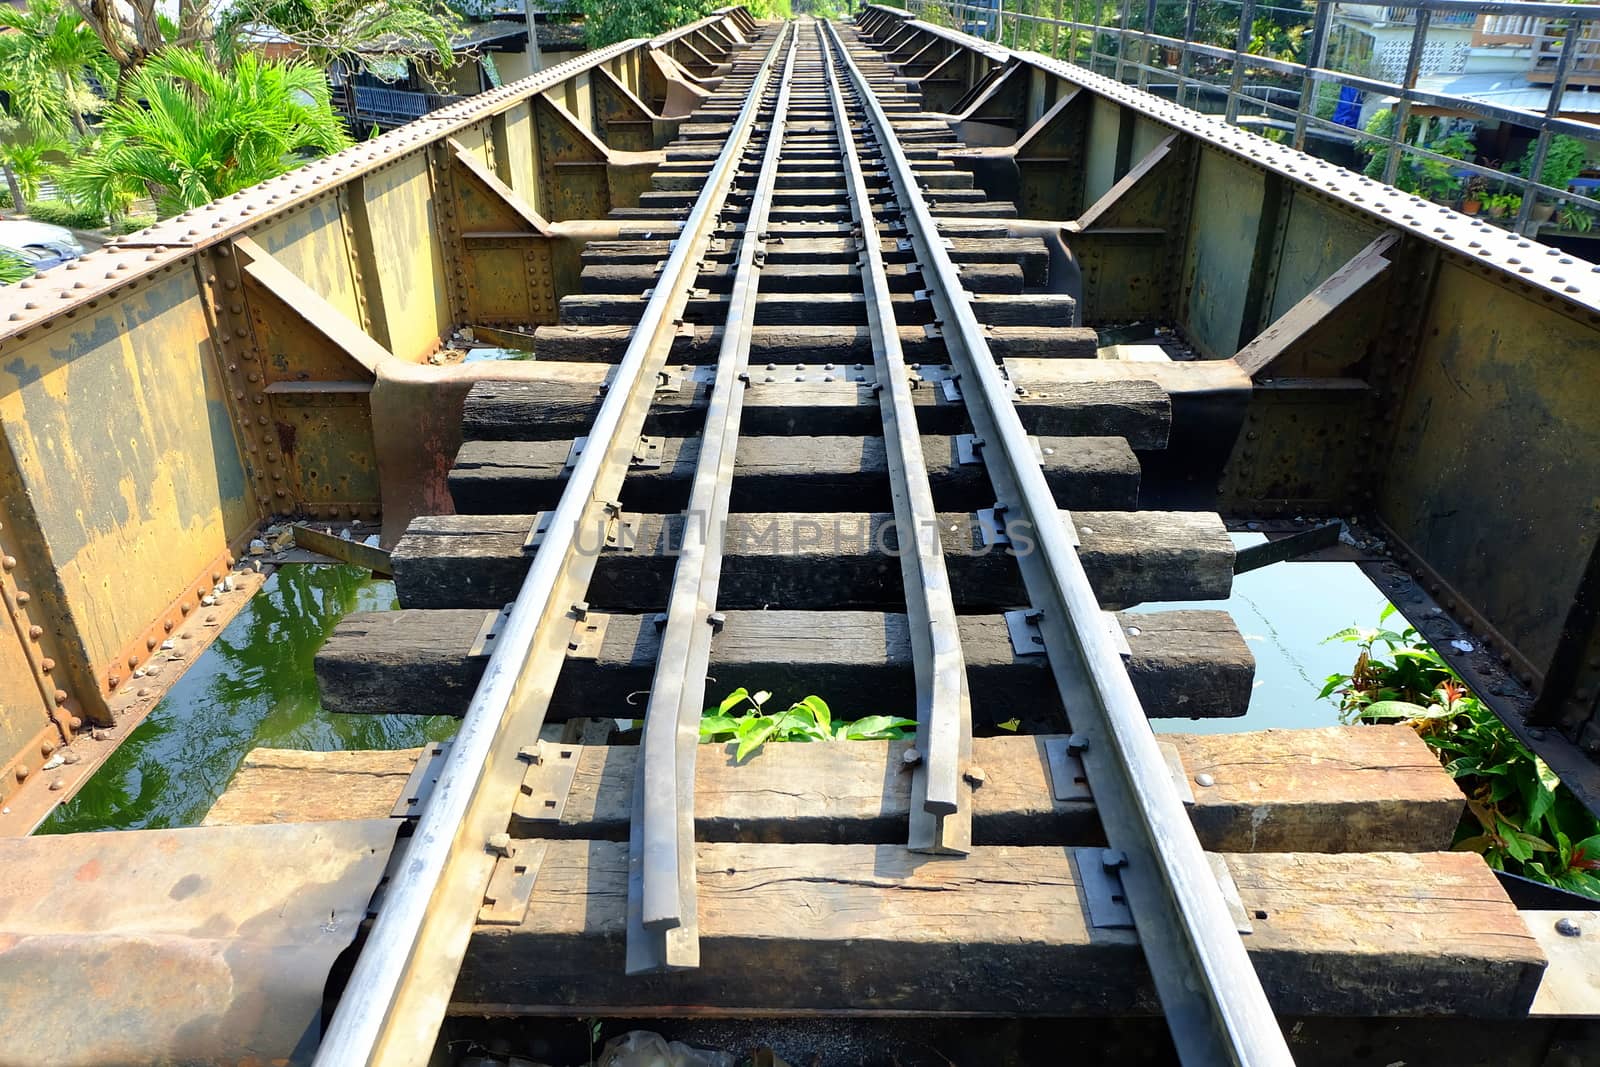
[216,0,462,74]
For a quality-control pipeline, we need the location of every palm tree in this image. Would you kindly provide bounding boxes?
[62,47,352,219]
[0,0,115,135]
[0,135,67,205]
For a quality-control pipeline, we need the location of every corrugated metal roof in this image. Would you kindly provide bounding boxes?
[1416,71,1600,116]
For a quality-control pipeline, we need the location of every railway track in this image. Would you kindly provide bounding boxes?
[311,14,1294,1065]
[0,6,1590,1065]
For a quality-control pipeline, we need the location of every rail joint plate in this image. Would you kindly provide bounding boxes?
[1076,848,1251,933]
[567,613,609,660]
[631,435,665,470]
[479,840,549,925]
[390,741,452,818]
[468,606,515,661]
[515,741,583,823]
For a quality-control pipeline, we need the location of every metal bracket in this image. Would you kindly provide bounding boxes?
[631,435,664,470]
[524,510,636,554]
[654,370,682,394]
[523,511,553,553]
[1076,846,1135,927]
[564,435,588,470]
[478,839,548,926]
[606,512,638,552]
[1044,734,1093,801]
[1004,608,1046,656]
[1075,848,1248,932]
[567,612,609,659]
[1045,736,1194,806]
[468,605,514,661]
[514,740,582,823]
[959,434,1044,466]
[940,376,963,402]
[976,506,1010,547]
[389,740,451,818]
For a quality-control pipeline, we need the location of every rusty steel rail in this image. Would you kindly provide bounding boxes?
[313,24,792,1066]
[820,23,974,855]
[826,16,1294,1063]
[630,20,799,976]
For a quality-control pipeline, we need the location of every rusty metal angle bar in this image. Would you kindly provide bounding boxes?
[313,24,794,1067]
[820,22,972,855]
[825,18,1292,1065]
[1233,233,1399,377]
[630,20,798,976]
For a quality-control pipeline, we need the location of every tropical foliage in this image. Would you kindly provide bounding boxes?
[0,0,115,134]
[700,687,917,762]
[1357,109,1475,199]
[574,0,719,47]
[0,251,35,284]
[216,0,461,74]
[62,47,350,218]
[0,136,67,206]
[24,197,104,228]
[1324,608,1600,900]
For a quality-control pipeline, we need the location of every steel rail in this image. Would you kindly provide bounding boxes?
[818,21,973,855]
[630,20,799,974]
[825,17,1295,1065]
[313,27,794,1066]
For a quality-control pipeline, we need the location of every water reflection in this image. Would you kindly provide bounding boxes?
[40,565,456,833]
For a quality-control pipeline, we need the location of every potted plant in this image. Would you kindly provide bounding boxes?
[1417,159,1462,205]
[1485,192,1521,220]
[1559,206,1595,234]
[1461,175,1487,214]
[1517,135,1589,222]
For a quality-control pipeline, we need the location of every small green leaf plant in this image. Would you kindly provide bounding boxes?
[1322,606,1600,899]
[699,687,917,762]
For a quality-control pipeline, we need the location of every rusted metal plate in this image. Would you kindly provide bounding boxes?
[292,523,391,575]
[360,153,454,363]
[268,385,381,515]
[253,194,365,329]
[0,819,398,1066]
[1264,190,1385,327]
[1381,261,1600,687]
[1221,378,1373,514]
[0,271,249,733]
[1181,150,1266,358]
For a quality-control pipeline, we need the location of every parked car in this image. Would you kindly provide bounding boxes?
[0,219,84,271]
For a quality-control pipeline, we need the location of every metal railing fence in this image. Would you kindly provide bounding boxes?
[907,0,1600,236]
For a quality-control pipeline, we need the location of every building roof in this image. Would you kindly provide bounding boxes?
[1415,71,1600,119]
